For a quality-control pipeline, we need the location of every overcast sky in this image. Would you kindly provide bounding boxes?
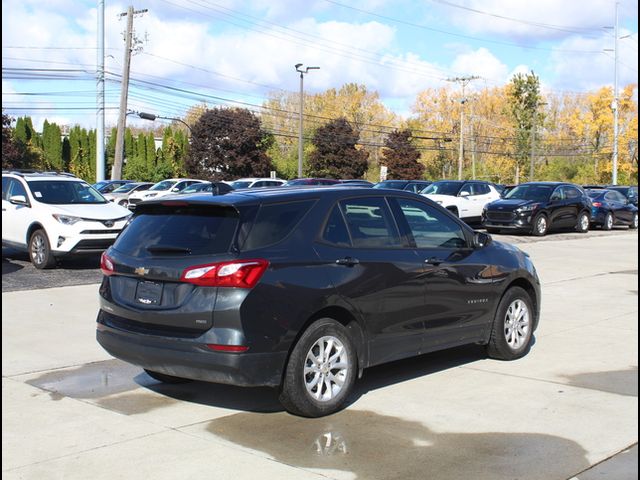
[2,0,638,130]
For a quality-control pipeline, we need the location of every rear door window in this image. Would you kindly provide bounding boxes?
[242,200,315,251]
[113,205,239,257]
[339,197,402,248]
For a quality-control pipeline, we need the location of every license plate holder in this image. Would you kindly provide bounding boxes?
[135,280,163,305]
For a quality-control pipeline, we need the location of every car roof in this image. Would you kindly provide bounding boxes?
[142,184,426,208]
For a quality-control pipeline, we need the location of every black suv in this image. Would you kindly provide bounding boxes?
[606,185,638,207]
[482,182,592,236]
[97,187,541,416]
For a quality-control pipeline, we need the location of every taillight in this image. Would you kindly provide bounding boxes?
[180,259,269,288]
[206,344,249,353]
[100,252,115,276]
[591,202,602,207]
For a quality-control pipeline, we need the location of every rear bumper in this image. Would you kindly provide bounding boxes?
[96,311,287,387]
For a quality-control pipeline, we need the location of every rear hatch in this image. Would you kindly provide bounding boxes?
[100,202,242,334]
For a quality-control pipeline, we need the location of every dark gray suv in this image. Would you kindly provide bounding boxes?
[97,187,541,417]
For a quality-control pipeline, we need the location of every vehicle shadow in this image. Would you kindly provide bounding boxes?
[2,257,24,275]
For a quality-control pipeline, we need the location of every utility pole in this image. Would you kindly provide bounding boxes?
[96,0,105,182]
[447,76,479,180]
[294,63,319,178]
[469,97,476,180]
[112,6,147,180]
[612,1,619,185]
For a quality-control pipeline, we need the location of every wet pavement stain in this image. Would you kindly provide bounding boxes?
[206,410,590,480]
[26,358,282,415]
[564,367,638,397]
[26,359,147,399]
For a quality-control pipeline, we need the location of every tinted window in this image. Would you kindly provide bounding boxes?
[563,186,582,200]
[608,191,626,202]
[113,205,238,257]
[242,200,315,251]
[2,177,9,200]
[373,181,407,190]
[231,181,253,189]
[474,184,490,195]
[507,184,554,202]
[6,178,28,200]
[339,197,401,248]
[422,182,463,196]
[396,198,467,249]
[27,180,106,204]
[322,206,351,246]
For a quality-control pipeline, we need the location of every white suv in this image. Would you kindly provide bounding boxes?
[421,180,501,223]
[126,178,206,210]
[229,178,286,189]
[2,171,132,268]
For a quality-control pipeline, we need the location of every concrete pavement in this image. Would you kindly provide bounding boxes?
[2,233,638,479]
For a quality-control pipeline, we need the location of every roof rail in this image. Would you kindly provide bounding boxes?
[2,169,77,178]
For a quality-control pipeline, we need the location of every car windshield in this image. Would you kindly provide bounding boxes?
[28,180,107,204]
[373,181,407,189]
[505,184,554,202]
[422,182,463,196]
[112,183,140,193]
[149,180,177,191]
[231,181,253,189]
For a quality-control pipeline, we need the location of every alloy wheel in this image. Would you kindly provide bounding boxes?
[504,299,530,350]
[304,336,349,402]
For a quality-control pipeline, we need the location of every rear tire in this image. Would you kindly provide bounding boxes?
[29,229,56,269]
[279,318,357,417]
[630,213,638,230]
[144,369,192,384]
[602,212,613,231]
[487,286,535,360]
[576,211,590,233]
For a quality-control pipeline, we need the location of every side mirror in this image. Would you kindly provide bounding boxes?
[9,195,29,206]
[171,187,180,192]
[473,231,492,249]
[460,191,470,197]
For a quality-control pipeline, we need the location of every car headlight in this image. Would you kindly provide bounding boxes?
[516,203,540,213]
[52,214,82,225]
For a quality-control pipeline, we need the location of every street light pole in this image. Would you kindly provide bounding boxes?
[295,63,319,178]
[612,1,619,185]
[136,111,192,136]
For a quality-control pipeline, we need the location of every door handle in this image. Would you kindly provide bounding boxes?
[335,257,360,266]
[425,257,444,266]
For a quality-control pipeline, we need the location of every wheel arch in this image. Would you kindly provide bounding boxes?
[282,305,367,384]
[500,277,540,331]
[26,222,47,246]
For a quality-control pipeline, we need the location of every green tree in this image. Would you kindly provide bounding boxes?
[308,118,369,179]
[186,108,273,180]
[507,71,542,183]
[382,129,425,179]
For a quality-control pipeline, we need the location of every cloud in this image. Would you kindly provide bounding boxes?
[550,31,638,91]
[443,0,629,41]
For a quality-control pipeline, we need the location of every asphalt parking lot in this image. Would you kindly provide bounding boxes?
[2,231,638,479]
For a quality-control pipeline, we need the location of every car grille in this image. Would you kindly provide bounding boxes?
[80,229,122,235]
[487,211,516,222]
[72,239,116,251]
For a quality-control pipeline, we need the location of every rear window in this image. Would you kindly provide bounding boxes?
[241,200,315,251]
[113,205,239,257]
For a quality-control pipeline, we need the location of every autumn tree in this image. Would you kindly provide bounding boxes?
[308,118,369,179]
[382,129,424,179]
[507,71,543,183]
[2,113,25,169]
[186,108,273,180]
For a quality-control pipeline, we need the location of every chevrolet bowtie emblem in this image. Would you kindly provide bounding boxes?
[134,267,149,276]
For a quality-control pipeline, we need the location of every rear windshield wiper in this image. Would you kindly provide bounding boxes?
[146,245,192,255]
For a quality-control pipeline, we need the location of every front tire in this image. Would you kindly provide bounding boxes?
[532,214,548,236]
[487,286,535,360]
[29,229,56,269]
[576,211,590,233]
[279,318,357,417]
